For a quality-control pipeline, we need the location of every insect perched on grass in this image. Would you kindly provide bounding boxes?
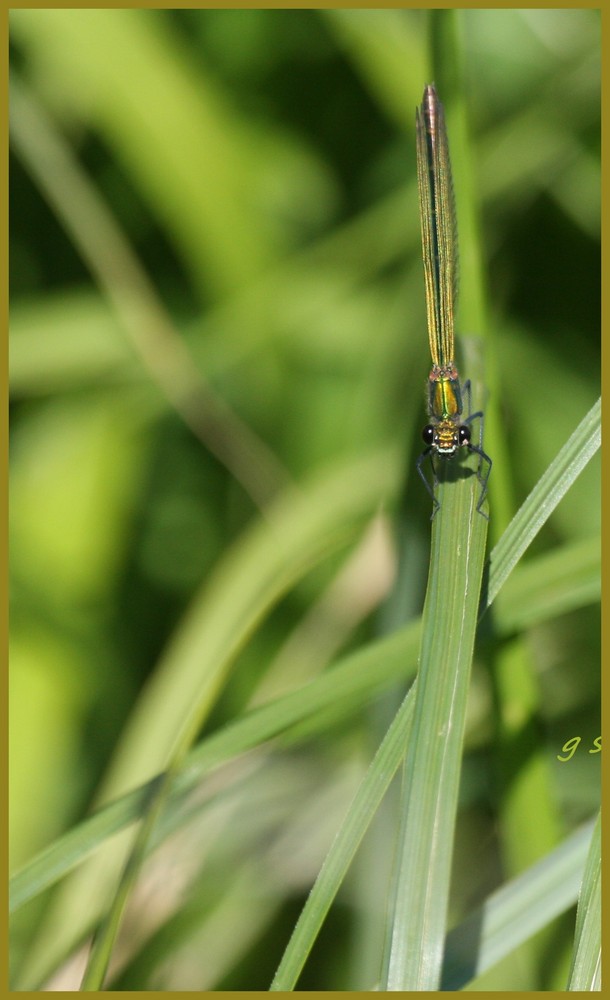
[415,83,492,518]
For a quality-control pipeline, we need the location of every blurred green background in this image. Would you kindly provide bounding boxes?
[10,8,600,990]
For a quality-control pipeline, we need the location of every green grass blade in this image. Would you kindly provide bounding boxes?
[485,397,600,608]
[270,685,416,990]
[567,811,601,990]
[492,534,599,632]
[380,467,489,990]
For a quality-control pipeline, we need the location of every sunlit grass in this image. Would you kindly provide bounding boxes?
[10,7,599,991]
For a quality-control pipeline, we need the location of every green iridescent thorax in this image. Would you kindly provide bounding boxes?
[428,363,463,422]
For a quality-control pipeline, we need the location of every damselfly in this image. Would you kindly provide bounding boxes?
[415,84,491,517]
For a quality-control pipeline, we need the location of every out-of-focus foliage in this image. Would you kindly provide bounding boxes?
[9,8,599,991]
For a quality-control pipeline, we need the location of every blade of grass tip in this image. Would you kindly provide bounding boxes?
[270,684,417,990]
[567,811,601,990]
[381,463,489,991]
[485,397,600,609]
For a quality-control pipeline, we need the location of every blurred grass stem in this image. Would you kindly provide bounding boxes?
[10,75,292,511]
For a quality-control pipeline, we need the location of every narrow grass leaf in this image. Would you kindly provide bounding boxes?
[381,468,489,990]
[270,685,417,990]
[567,811,601,990]
[485,397,600,609]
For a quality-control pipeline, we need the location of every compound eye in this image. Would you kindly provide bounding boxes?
[458,425,471,446]
[422,425,435,445]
